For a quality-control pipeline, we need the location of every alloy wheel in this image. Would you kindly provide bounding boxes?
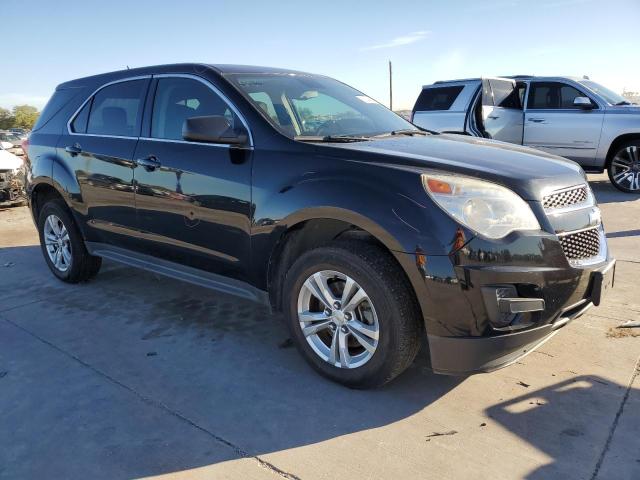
[610,146,640,191]
[43,214,72,272]
[297,270,379,369]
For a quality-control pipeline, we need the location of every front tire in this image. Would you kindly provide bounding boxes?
[282,241,422,389]
[37,199,102,283]
[607,140,640,193]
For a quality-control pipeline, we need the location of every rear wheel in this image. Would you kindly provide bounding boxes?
[607,141,640,193]
[282,241,422,388]
[37,199,102,282]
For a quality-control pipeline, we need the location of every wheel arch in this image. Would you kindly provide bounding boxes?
[30,182,66,222]
[265,209,425,325]
[605,133,640,166]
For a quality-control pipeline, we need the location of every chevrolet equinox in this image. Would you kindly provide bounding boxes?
[26,64,615,388]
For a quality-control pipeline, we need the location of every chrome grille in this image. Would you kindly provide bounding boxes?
[559,227,601,261]
[543,186,588,210]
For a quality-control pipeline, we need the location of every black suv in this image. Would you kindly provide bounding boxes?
[26,64,615,388]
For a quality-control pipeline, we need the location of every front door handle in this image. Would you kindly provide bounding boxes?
[135,155,161,171]
[487,115,500,120]
[65,144,82,156]
[528,118,546,123]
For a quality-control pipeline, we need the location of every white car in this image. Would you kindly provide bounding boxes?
[0,142,25,204]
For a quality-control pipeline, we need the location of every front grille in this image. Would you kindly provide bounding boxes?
[543,185,588,210]
[559,227,601,260]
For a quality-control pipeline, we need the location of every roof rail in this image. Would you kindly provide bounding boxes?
[432,77,481,85]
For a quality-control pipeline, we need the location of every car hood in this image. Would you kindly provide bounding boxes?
[0,149,22,171]
[327,134,586,201]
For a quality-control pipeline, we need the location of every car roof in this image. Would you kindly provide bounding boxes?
[56,63,315,89]
[427,75,588,88]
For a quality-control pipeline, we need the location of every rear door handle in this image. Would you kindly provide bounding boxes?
[487,115,500,120]
[65,144,82,156]
[528,118,546,123]
[135,155,161,171]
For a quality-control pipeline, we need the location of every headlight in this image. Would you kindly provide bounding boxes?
[422,173,540,239]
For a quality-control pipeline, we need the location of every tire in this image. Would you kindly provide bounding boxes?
[282,241,422,389]
[37,199,102,283]
[607,140,640,193]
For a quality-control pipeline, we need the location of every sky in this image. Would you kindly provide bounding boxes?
[2,0,639,112]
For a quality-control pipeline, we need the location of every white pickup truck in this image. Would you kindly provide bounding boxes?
[411,76,640,193]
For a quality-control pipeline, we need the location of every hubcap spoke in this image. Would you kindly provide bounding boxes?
[44,233,58,245]
[342,288,367,313]
[337,330,350,368]
[347,320,379,341]
[303,273,336,309]
[341,277,357,305]
[348,326,377,353]
[61,246,72,266]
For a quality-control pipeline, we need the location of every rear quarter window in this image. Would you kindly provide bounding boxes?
[414,86,464,111]
[32,88,83,132]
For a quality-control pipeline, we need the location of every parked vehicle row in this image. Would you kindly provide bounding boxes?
[412,76,640,193]
[0,141,25,205]
[25,64,615,387]
[0,130,26,157]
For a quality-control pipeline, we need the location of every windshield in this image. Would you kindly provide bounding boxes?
[578,80,630,105]
[226,73,417,139]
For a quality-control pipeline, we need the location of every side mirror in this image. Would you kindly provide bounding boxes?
[182,115,248,145]
[573,97,594,109]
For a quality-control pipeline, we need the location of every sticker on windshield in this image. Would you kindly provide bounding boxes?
[356,95,377,104]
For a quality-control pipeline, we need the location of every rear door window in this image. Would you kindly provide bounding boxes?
[414,86,464,111]
[86,80,147,137]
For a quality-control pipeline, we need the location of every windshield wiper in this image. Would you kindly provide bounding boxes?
[372,129,430,138]
[294,135,371,143]
[615,101,631,106]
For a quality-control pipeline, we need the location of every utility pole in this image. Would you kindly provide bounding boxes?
[388,60,393,111]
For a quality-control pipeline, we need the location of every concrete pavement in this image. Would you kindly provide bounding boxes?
[0,173,638,479]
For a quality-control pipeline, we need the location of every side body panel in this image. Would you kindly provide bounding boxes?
[595,109,640,166]
[523,109,605,167]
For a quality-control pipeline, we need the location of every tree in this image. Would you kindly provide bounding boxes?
[12,105,40,129]
[0,107,12,130]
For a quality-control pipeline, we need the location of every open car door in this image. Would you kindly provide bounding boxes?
[480,77,524,144]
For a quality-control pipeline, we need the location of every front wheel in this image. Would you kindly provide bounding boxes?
[282,241,422,389]
[607,141,640,193]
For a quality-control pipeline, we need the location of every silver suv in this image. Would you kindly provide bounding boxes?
[412,76,640,193]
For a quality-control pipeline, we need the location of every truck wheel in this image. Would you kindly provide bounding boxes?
[37,199,102,283]
[607,141,640,193]
[282,241,422,388]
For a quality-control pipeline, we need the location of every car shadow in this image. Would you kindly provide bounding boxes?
[486,375,636,480]
[588,177,639,204]
[0,245,464,479]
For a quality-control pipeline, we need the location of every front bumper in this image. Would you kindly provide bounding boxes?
[394,228,615,376]
[427,293,596,375]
